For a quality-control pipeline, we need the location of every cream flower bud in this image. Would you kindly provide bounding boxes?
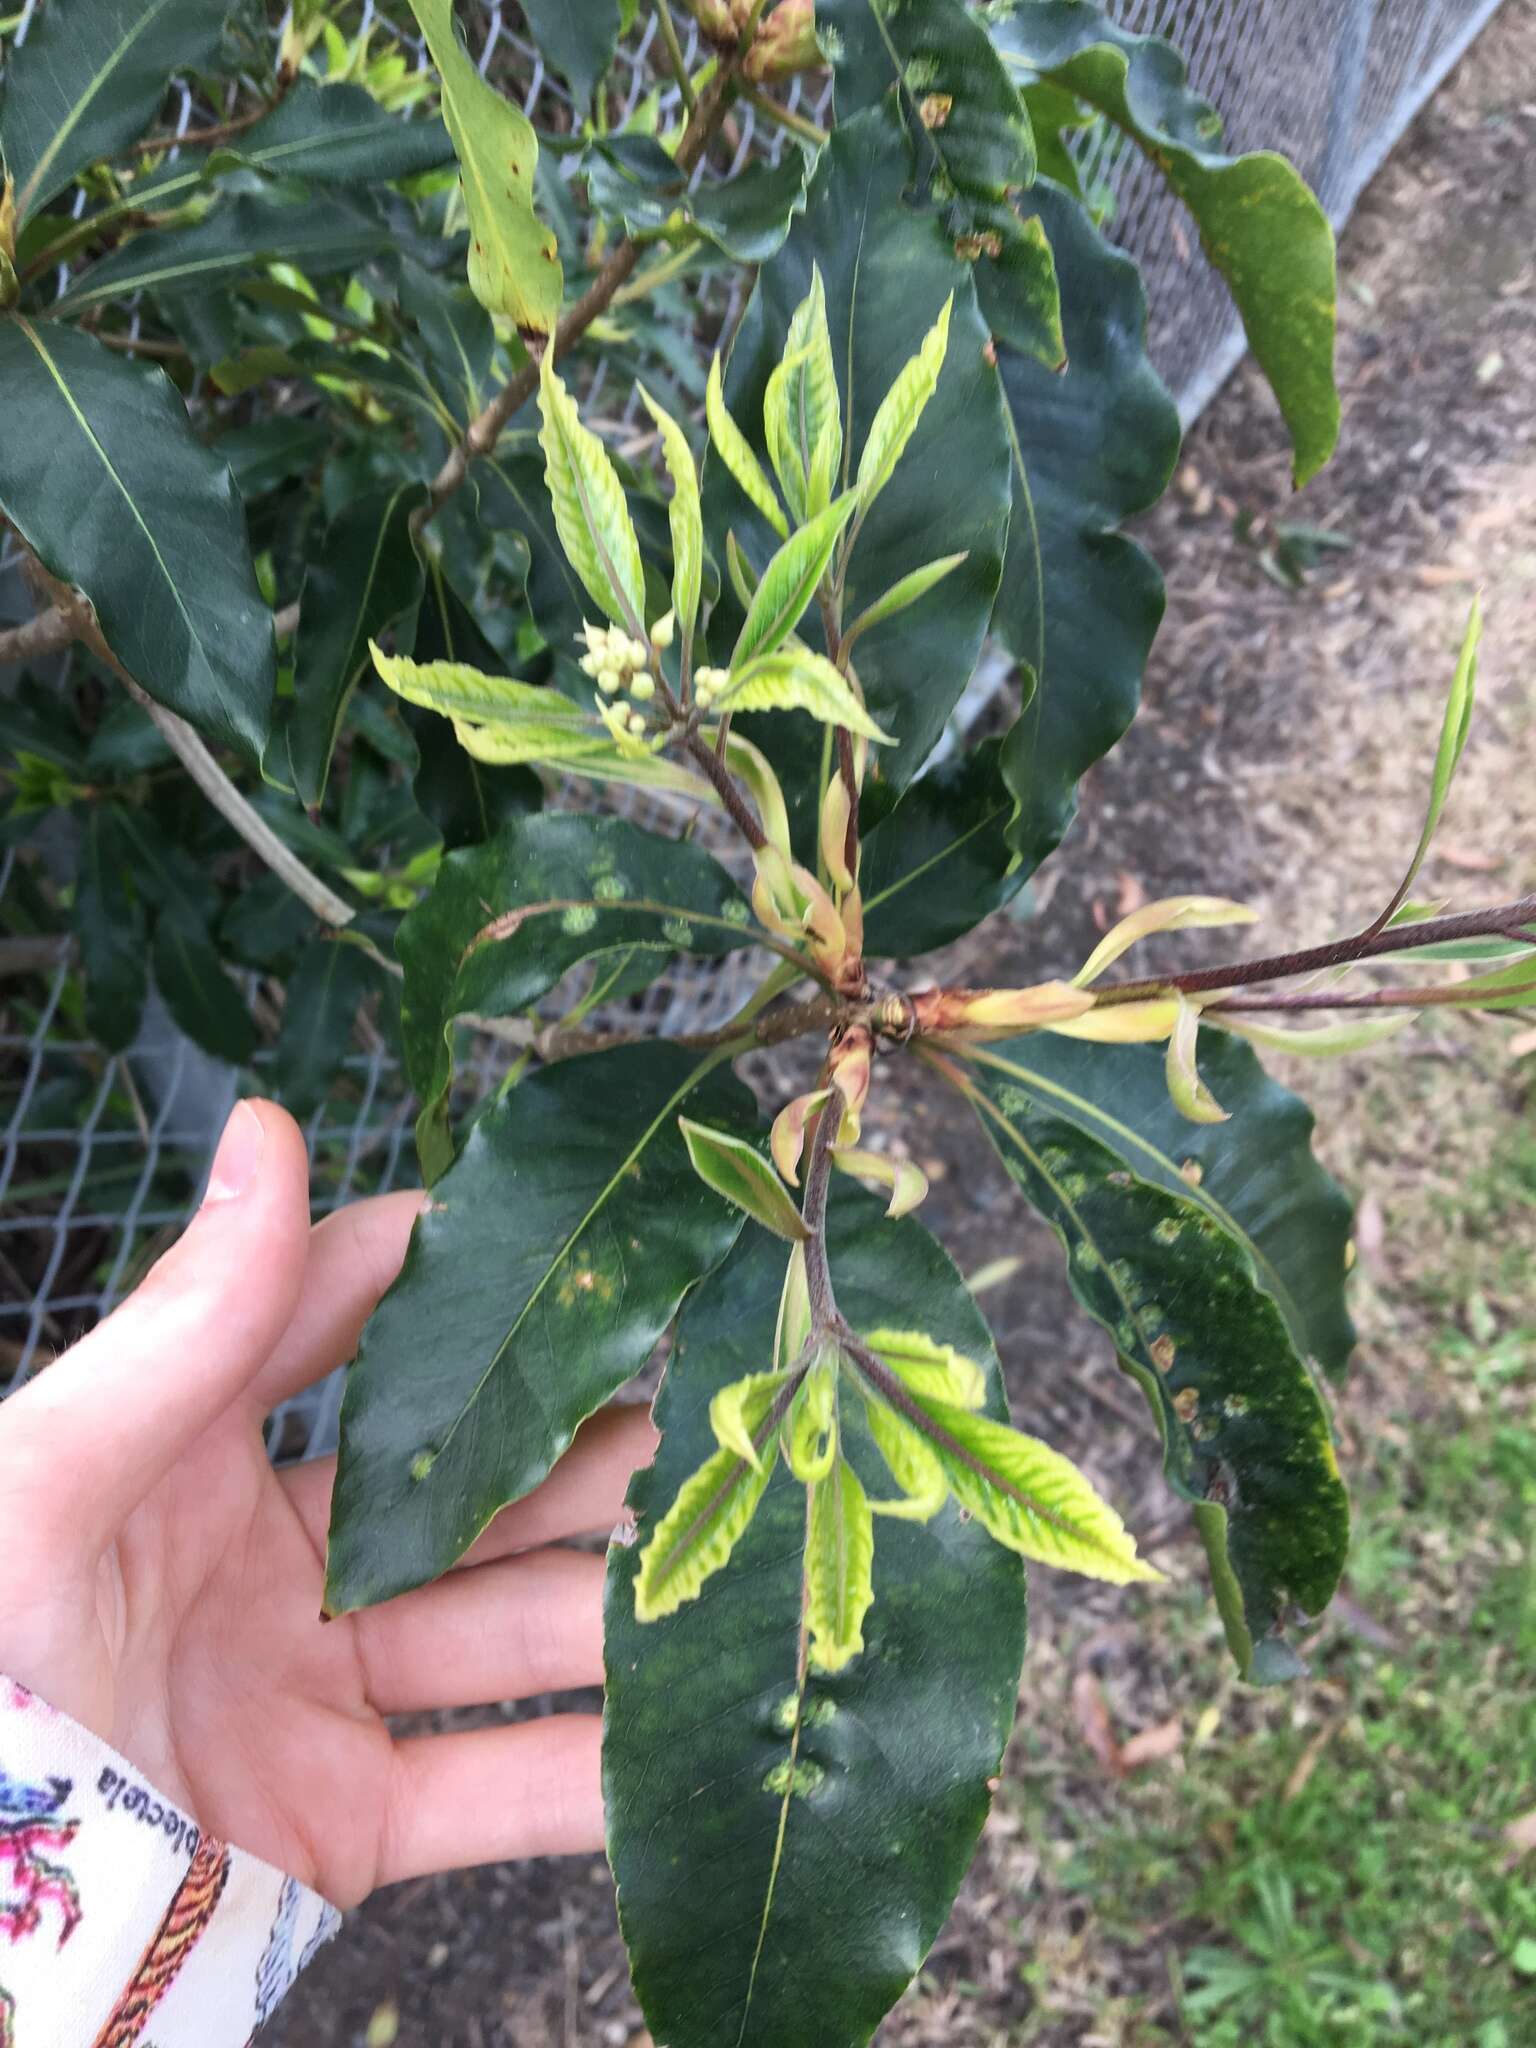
[628,708,648,735]
[630,673,656,701]
[649,610,675,650]
[598,666,624,694]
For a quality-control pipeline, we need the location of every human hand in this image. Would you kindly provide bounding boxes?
[0,1098,655,1908]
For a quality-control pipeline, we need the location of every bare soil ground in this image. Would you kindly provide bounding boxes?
[272,8,1536,2042]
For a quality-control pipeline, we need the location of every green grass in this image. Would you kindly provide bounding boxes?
[1002,1115,1536,2045]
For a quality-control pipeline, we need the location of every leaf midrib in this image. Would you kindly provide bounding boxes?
[16,0,180,217]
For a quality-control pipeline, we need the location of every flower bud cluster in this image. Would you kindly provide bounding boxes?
[693,665,731,711]
[577,618,673,741]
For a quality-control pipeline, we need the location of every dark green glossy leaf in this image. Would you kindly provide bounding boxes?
[396,812,757,1176]
[208,79,453,185]
[73,804,146,1051]
[520,0,621,110]
[0,0,230,222]
[713,112,1011,797]
[268,936,377,1117]
[286,480,426,805]
[219,873,316,972]
[54,191,391,313]
[83,699,173,778]
[988,2,1338,485]
[859,739,1022,957]
[820,0,1036,201]
[0,680,88,776]
[0,319,274,762]
[588,135,809,263]
[982,179,1180,875]
[324,1043,756,1611]
[398,260,497,422]
[950,1047,1348,1680]
[214,417,331,499]
[152,911,257,1064]
[972,1033,1356,1381]
[605,1189,1026,2048]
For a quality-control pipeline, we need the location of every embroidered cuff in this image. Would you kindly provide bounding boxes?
[0,1675,339,2045]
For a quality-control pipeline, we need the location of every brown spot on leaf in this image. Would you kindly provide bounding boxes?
[1173,1386,1200,1423]
[1150,1334,1177,1372]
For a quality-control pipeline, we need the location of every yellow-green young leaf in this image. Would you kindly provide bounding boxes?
[805,1456,875,1672]
[1165,996,1229,1125]
[732,490,860,669]
[724,529,760,609]
[719,651,894,744]
[678,1118,809,1243]
[722,730,793,858]
[854,293,953,511]
[537,353,646,629]
[844,553,969,648]
[406,0,561,332]
[861,1329,986,1409]
[806,415,839,520]
[763,341,813,522]
[451,720,720,805]
[1049,996,1182,1044]
[633,1444,773,1622]
[783,265,843,497]
[637,384,702,641]
[710,1369,792,1472]
[785,1356,838,1482]
[863,1398,948,1521]
[774,1242,813,1372]
[1072,895,1259,987]
[706,354,788,539]
[1378,594,1481,925]
[831,1147,928,1219]
[915,1399,1161,1584]
[372,644,589,729]
[1209,1011,1418,1057]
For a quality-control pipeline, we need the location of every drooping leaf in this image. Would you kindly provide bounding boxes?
[537,353,647,629]
[988,2,1339,484]
[895,1396,1158,1583]
[0,319,274,762]
[395,813,758,1176]
[53,191,394,313]
[806,1455,876,1671]
[268,937,378,1118]
[325,1043,757,1611]
[605,1190,1026,2048]
[588,135,809,263]
[151,911,257,1065]
[636,386,702,643]
[1072,895,1259,987]
[732,490,859,668]
[947,1046,1349,1679]
[720,651,891,744]
[286,482,426,805]
[0,0,231,223]
[405,0,563,331]
[1165,996,1229,1125]
[962,1030,1357,1380]
[634,1438,774,1623]
[859,739,1023,957]
[519,0,620,110]
[73,804,147,1051]
[712,112,1011,799]
[679,1118,809,1244]
[984,178,1180,875]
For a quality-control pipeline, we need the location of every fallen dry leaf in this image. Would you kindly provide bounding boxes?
[1433,844,1503,873]
[1282,1717,1345,1803]
[1071,1670,1122,1776]
[1114,870,1148,917]
[1502,1810,1536,1868]
[1118,1716,1183,1772]
[1507,1026,1536,1060]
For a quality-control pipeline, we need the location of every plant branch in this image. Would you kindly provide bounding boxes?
[419,59,741,523]
[0,602,79,668]
[681,729,767,848]
[741,85,828,149]
[1097,896,1536,1004]
[654,0,698,112]
[1205,977,1536,1016]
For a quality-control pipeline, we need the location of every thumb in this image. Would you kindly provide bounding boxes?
[3,1099,311,1553]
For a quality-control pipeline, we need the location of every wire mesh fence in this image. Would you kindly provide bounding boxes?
[0,0,1509,1442]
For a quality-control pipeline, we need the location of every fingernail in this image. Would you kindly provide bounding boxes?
[205,1101,265,1204]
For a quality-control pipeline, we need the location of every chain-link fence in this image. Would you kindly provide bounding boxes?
[0,0,1508,1442]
